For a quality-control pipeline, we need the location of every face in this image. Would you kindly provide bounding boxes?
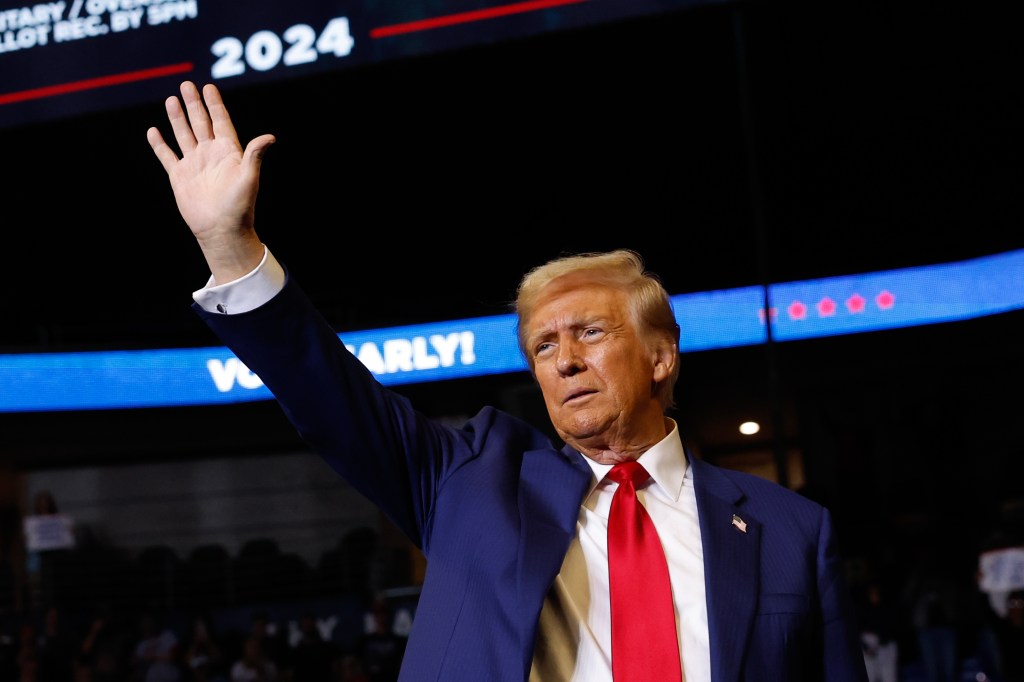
[526,276,673,463]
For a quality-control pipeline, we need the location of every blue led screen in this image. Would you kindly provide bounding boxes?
[1,249,1022,412]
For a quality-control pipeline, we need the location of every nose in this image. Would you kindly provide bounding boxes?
[556,341,584,375]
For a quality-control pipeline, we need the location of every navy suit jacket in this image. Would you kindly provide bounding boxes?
[195,273,868,682]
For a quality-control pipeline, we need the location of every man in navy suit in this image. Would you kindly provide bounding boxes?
[148,81,868,681]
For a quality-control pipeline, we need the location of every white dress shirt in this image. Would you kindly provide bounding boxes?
[192,244,284,314]
[531,421,710,682]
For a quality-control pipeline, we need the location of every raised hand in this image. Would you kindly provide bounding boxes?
[147,81,275,284]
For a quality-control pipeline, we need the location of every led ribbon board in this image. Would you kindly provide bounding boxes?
[1,249,1022,412]
[0,0,721,129]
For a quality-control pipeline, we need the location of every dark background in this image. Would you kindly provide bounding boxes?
[2,0,1022,587]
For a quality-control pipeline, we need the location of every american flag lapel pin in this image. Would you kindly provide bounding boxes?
[731,514,748,533]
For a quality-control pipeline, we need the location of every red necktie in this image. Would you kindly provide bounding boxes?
[607,461,682,682]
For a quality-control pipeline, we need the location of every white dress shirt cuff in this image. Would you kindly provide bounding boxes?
[192,245,286,315]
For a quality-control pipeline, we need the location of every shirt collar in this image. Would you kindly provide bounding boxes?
[580,418,688,503]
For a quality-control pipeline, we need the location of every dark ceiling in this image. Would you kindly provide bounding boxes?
[2,0,1019,350]
[1,0,1022,557]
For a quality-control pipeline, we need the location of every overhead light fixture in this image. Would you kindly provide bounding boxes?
[739,421,760,435]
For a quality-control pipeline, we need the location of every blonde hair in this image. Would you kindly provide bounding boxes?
[514,249,681,410]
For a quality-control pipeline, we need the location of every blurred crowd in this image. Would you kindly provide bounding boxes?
[2,492,1023,681]
[0,602,407,682]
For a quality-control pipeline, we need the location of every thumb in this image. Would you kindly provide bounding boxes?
[243,133,277,170]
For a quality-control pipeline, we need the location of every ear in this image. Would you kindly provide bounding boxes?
[652,338,677,383]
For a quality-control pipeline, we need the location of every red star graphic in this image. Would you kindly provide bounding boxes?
[757,307,778,323]
[817,297,837,317]
[846,293,866,313]
[876,290,895,309]
[788,301,807,320]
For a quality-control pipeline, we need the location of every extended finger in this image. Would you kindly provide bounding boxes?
[146,126,179,174]
[181,80,214,142]
[165,88,197,154]
[202,83,240,146]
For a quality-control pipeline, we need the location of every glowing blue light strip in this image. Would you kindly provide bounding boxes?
[2,249,1022,413]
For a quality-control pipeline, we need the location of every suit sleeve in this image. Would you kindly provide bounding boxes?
[193,271,467,550]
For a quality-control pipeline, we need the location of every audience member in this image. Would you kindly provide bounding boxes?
[285,612,335,682]
[0,619,20,681]
[76,605,133,682]
[333,653,369,682]
[856,579,900,682]
[182,613,228,682]
[229,635,278,682]
[243,611,287,673]
[130,611,182,682]
[16,620,39,682]
[0,493,28,613]
[35,605,77,681]
[995,590,1024,682]
[22,489,74,613]
[357,600,405,682]
[905,545,963,682]
[965,561,1008,679]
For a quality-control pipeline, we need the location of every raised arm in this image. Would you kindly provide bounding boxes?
[146,81,275,284]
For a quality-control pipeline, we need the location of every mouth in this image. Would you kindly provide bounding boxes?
[562,389,596,405]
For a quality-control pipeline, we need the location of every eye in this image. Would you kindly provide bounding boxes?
[534,342,554,357]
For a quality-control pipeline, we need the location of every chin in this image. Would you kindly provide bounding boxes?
[556,418,607,445]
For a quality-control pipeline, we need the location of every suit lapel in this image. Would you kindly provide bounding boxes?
[690,457,761,682]
[513,448,763,681]
[516,445,592,663]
